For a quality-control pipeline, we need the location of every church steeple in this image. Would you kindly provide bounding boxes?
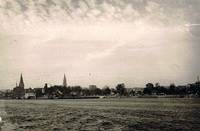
[19,73,24,88]
[63,74,67,87]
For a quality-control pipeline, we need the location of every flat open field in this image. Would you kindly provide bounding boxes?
[0,98,200,131]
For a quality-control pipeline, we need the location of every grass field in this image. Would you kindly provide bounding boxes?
[0,98,200,131]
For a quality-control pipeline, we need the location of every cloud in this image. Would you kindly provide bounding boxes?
[86,42,126,61]
[0,0,199,88]
[184,23,200,38]
[0,0,188,30]
[185,23,200,27]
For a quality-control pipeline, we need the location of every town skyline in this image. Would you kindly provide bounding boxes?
[1,73,199,90]
[4,72,200,100]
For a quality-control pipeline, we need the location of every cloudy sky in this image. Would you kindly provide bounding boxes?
[0,0,200,89]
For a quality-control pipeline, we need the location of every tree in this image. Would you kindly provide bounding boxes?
[111,88,117,95]
[63,86,71,95]
[129,89,135,96]
[116,83,126,96]
[89,85,102,96]
[169,83,176,95]
[143,83,154,95]
[102,86,111,96]
[155,83,160,88]
[71,86,82,96]
[34,88,43,98]
[82,88,90,96]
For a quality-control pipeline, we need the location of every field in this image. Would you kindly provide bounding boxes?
[0,98,200,131]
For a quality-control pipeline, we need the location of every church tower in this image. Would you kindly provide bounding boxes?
[13,74,25,99]
[19,73,24,89]
[63,74,67,87]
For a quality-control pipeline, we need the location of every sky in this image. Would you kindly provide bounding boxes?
[0,0,200,89]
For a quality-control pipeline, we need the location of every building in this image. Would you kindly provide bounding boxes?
[13,74,25,99]
[63,74,67,87]
[25,88,36,99]
[25,92,36,99]
[132,88,144,95]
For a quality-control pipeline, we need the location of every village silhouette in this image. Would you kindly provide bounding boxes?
[0,74,200,99]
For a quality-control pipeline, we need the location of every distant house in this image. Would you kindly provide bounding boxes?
[25,92,36,99]
[133,88,144,95]
[25,88,36,99]
[4,90,13,99]
[13,74,25,99]
[126,88,135,96]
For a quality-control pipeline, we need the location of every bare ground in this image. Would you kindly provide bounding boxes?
[0,98,200,131]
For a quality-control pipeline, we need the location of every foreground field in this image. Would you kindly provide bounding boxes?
[0,98,200,131]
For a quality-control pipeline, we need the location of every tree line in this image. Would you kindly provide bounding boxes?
[34,83,134,98]
[143,82,200,96]
[33,81,200,98]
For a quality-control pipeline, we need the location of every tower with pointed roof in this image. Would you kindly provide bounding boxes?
[63,74,67,87]
[13,74,25,99]
[19,74,24,88]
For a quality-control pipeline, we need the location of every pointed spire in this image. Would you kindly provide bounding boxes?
[63,74,67,87]
[19,73,24,88]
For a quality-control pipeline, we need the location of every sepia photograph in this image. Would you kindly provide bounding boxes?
[0,0,200,130]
